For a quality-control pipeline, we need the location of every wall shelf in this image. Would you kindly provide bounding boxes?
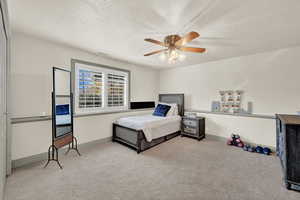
[185,109,275,119]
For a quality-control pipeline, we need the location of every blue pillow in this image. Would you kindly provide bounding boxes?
[153,104,171,117]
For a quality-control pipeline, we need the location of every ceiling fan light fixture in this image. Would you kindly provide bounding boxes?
[159,52,166,61]
[166,49,181,63]
[144,31,204,63]
[178,53,186,61]
[170,49,178,59]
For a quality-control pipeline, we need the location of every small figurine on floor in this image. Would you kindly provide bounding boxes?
[227,134,244,148]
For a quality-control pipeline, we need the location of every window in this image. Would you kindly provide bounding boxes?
[72,59,130,114]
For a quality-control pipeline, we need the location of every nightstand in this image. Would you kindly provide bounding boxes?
[181,116,205,140]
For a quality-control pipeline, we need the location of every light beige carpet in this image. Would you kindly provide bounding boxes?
[5,137,300,200]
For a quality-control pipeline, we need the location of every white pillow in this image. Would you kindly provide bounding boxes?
[173,104,179,116]
[158,102,178,116]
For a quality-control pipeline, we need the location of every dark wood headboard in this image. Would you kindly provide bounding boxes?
[159,94,184,116]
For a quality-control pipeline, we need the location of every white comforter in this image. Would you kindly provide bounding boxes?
[115,114,181,142]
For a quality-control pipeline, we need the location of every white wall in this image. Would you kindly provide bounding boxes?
[11,110,152,160]
[196,113,276,147]
[160,46,300,147]
[11,32,159,118]
[11,32,159,160]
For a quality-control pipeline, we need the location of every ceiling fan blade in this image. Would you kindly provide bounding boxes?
[144,38,166,47]
[144,49,167,56]
[175,31,200,46]
[179,47,206,53]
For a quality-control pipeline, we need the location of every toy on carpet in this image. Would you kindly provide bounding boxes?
[227,134,244,148]
[243,144,272,155]
[262,147,271,155]
[255,146,272,155]
[243,144,255,152]
[227,134,272,155]
[255,146,263,154]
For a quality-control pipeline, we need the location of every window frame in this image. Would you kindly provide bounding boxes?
[71,59,130,114]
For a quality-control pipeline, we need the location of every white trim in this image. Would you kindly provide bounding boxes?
[74,62,129,114]
[0,2,9,199]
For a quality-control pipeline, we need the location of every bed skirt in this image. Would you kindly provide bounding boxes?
[112,123,180,153]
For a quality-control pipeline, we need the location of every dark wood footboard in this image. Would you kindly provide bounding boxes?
[112,123,179,153]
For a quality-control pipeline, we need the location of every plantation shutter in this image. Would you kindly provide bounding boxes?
[107,73,125,107]
[78,69,103,108]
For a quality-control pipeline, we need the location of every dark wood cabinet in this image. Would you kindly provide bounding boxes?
[276,114,300,191]
[181,116,205,140]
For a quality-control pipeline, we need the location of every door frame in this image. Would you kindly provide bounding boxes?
[0,0,11,176]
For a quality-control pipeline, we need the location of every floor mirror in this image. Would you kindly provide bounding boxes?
[44,67,80,169]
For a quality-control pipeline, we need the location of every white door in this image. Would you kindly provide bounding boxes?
[0,5,7,197]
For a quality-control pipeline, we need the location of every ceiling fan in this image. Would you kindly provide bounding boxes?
[144,31,205,62]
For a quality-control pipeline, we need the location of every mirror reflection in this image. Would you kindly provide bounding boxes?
[54,69,72,138]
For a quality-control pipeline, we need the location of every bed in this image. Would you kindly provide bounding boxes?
[112,94,184,153]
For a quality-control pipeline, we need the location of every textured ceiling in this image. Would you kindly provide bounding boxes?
[8,0,300,68]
